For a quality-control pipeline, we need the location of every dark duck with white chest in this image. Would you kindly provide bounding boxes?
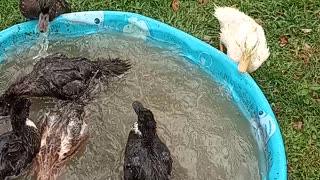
[124,101,173,180]
[0,97,40,179]
[19,0,71,32]
[0,53,131,116]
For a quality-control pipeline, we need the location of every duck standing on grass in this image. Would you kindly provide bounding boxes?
[124,101,173,180]
[0,53,131,116]
[0,97,40,179]
[19,0,71,33]
[214,6,270,73]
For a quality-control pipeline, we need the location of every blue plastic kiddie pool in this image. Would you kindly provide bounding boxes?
[0,11,287,180]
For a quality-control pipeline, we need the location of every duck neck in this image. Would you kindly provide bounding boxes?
[10,100,30,133]
[0,94,16,116]
[11,113,27,133]
[140,124,157,147]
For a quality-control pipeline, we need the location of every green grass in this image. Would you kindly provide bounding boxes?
[0,0,319,179]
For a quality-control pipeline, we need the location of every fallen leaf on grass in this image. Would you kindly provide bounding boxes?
[203,35,212,42]
[293,120,303,130]
[280,36,288,47]
[287,163,292,172]
[301,29,312,33]
[171,0,179,12]
[272,106,280,117]
[198,0,209,5]
[254,18,263,25]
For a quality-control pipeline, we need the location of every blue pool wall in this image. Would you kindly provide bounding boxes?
[0,11,287,180]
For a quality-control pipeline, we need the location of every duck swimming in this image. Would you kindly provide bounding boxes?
[0,97,40,179]
[20,0,71,33]
[124,101,173,180]
[33,71,100,180]
[0,53,131,116]
[33,98,89,180]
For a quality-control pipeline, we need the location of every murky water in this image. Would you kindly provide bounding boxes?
[0,32,262,180]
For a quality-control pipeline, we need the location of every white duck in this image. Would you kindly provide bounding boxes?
[214,6,270,73]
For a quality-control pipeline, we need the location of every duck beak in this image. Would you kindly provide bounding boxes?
[238,51,251,73]
[38,13,50,33]
[132,101,144,115]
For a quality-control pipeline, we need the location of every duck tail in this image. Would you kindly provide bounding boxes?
[93,57,131,78]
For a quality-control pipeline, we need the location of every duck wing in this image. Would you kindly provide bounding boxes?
[123,132,145,180]
[152,138,173,177]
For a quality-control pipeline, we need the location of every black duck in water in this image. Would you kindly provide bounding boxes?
[124,101,173,180]
[0,97,40,179]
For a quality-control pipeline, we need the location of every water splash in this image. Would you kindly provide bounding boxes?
[32,28,50,61]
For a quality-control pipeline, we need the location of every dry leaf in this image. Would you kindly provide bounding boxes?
[301,29,312,33]
[287,163,292,172]
[171,0,179,12]
[254,18,263,25]
[293,121,303,130]
[203,35,212,42]
[280,36,288,47]
[198,0,209,4]
[272,106,280,117]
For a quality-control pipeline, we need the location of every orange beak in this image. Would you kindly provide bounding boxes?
[238,52,251,73]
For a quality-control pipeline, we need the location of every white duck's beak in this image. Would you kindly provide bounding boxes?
[238,51,251,73]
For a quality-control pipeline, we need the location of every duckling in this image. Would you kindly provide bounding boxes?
[20,0,71,33]
[214,6,270,73]
[124,101,173,180]
[0,53,131,116]
[0,97,40,179]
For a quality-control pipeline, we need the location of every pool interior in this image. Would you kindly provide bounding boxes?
[0,31,267,180]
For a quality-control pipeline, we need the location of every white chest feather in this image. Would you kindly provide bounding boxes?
[26,118,37,129]
[131,122,142,136]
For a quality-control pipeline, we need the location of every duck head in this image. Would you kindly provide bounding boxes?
[237,33,259,73]
[38,0,51,33]
[0,95,13,117]
[132,101,157,139]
